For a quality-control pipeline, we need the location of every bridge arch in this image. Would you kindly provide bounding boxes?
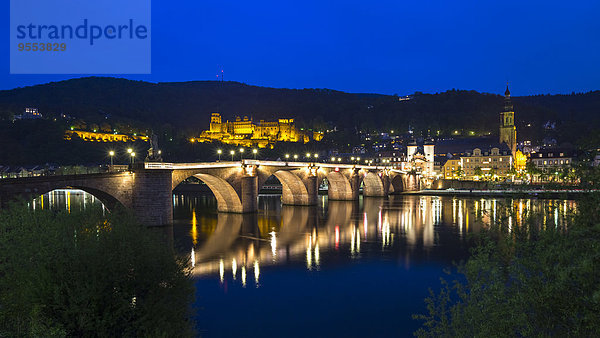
[192,174,243,213]
[326,171,353,200]
[362,172,386,197]
[29,186,125,211]
[390,174,405,194]
[271,170,310,205]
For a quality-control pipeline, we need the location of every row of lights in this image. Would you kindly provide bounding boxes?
[285,153,319,161]
[216,149,322,162]
[108,148,160,165]
[108,149,135,165]
[216,148,259,161]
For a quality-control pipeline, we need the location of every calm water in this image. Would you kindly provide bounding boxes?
[34,191,576,337]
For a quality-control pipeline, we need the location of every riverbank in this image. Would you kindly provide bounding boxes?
[408,189,593,199]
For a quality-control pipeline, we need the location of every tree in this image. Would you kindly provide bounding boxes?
[0,205,195,336]
[72,118,87,130]
[414,170,600,337]
[473,166,483,180]
[453,165,464,179]
[488,168,497,181]
[525,161,540,183]
[100,122,112,133]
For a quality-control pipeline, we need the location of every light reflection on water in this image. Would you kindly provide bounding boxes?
[33,190,577,336]
[31,190,577,280]
[31,189,105,214]
[172,194,576,288]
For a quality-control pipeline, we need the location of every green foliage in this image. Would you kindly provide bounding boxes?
[473,166,483,178]
[453,165,464,178]
[414,194,600,337]
[0,204,195,337]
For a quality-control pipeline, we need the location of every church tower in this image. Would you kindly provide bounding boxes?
[499,85,517,157]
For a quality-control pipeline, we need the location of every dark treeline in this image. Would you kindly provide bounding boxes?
[1,77,600,139]
[2,78,600,165]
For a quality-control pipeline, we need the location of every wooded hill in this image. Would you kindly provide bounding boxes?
[1,77,599,163]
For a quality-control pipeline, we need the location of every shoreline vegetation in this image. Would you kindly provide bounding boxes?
[413,169,600,336]
[0,204,196,337]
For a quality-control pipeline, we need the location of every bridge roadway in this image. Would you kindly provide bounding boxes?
[0,160,421,226]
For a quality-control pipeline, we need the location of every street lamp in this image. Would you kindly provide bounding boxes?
[253,148,258,160]
[230,150,235,161]
[305,152,311,158]
[294,154,298,160]
[314,153,319,159]
[130,152,136,164]
[285,154,290,160]
[109,150,114,167]
[127,148,133,154]
[239,148,245,160]
[217,149,222,161]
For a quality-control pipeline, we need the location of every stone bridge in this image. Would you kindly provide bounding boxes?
[0,160,420,226]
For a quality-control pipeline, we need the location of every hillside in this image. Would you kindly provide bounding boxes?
[1,77,600,165]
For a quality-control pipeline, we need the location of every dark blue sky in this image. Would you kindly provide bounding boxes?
[2,0,600,95]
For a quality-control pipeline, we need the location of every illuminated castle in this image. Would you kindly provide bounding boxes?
[193,113,323,148]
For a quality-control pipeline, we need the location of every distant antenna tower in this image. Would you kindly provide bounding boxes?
[221,69,224,82]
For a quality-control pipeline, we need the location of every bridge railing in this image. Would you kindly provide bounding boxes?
[144,162,174,169]
[141,160,410,174]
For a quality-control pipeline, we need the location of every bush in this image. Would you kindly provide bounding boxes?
[0,204,195,337]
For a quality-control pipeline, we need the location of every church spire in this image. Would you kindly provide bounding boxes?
[504,82,513,112]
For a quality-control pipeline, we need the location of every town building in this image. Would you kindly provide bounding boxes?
[529,149,576,170]
[405,140,435,178]
[14,107,43,120]
[442,158,462,179]
[460,144,513,180]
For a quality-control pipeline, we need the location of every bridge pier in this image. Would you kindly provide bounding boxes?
[382,174,391,195]
[350,171,361,200]
[241,175,258,213]
[132,167,173,226]
[304,175,318,205]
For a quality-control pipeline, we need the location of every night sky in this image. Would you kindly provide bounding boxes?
[2,0,599,95]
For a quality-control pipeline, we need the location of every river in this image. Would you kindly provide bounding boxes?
[33,190,575,337]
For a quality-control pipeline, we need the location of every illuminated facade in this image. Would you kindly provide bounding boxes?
[193,113,323,148]
[460,146,512,180]
[514,149,527,171]
[64,130,149,142]
[405,140,435,178]
[443,158,461,179]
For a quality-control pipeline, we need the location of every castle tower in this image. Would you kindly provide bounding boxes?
[406,140,417,162]
[499,85,517,157]
[423,140,435,163]
[210,113,222,133]
[423,140,435,176]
